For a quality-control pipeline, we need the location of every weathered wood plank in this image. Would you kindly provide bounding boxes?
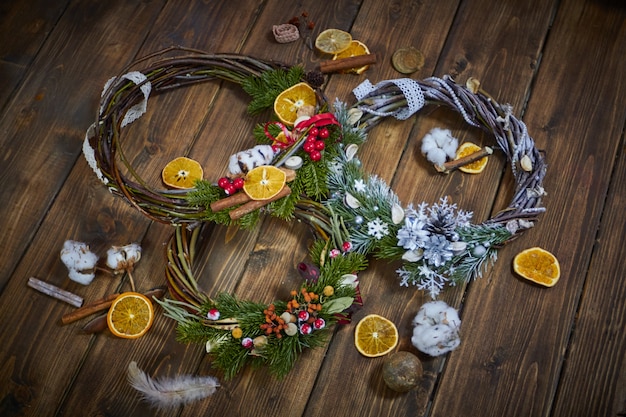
[52,1,274,416]
[0,0,166,288]
[550,136,626,416]
[306,0,558,416]
[0,0,172,415]
[430,0,626,415]
[0,0,70,109]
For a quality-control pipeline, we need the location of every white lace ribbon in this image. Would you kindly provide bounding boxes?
[100,71,152,127]
[352,78,425,120]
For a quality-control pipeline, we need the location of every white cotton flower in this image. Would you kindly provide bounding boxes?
[421,128,459,166]
[106,243,142,273]
[60,240,99,271]
[68,269,96,285]
[411,300,461,356]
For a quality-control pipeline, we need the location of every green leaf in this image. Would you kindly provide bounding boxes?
[323,297,354,314]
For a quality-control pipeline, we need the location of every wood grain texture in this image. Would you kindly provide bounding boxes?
[1,0,625,416]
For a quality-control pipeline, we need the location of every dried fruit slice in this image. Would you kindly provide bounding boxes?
[243,165,287,201]
[391,47,424,74]
[315,29,352,54]
[161,157,204,189]
[354,314,398,357]
[513,247,561,287]
[332,40,371,74]
[107,292,154,339]
[455,142,488,174]
[273,82,317,126]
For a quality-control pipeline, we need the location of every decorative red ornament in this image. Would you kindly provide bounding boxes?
[299,323,312,335]
[329,248,341,258]
[206,308,220,321]
[298,310,310,321]
[313,318,325,330]
[241,337,254,349]
[342,241,352,252]
[318,127,330,139]
[314,140,325,151]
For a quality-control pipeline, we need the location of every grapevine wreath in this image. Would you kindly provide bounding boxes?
[83,46,546,379]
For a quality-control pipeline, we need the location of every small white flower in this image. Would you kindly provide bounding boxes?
[353,179,366,193]
[367,218,389,240]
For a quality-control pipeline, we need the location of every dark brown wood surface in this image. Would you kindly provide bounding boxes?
[1,1,625,416]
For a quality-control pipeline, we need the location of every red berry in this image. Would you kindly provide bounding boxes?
[318,128,330,139]
[309,150,322,161]
[314,140,325,151]
[342,241,352,252]
[232,177,245,189]
[305,135,317,143]
[298,310,310,321]
[218,177,231,188]
[223,184,236,195]
[303,141,316,153]
[309,127,319,137]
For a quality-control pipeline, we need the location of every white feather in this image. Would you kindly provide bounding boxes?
[127,361,219,409]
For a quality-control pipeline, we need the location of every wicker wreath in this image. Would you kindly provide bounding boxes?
[83,46,546,378]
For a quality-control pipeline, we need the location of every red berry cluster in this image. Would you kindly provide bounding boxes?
[217,176,244,195]
[302,127,329,162]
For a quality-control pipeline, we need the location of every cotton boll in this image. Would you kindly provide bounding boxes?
[106,243,142,273]
[411,300,461,356]
[68,268,96,285]
[60,240,99,271]
[421,128,459,165]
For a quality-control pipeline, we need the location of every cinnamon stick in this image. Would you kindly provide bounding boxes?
[436,146,493,173]
[28,277,84,307]
[320,53,377,73]
[61,286,167,325]
[210,192,250,212]
[61,292,120,324]
[229,185,291,220]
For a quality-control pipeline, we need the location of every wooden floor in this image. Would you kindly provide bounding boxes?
[1,0,626,416]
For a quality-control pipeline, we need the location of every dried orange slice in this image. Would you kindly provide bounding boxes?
[513,247,561,287]
[332,40,371,74]
[273,82,317,126]
[161,157,203,189]
[354,314,398,357]
[243,165,287,201]
[315,29,352,54]
[107,292,154,339]
[456,142,488,174]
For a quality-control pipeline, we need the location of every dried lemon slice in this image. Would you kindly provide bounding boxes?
[513,247,561,287]
[456,142,488,174]
[354,314,398,357]
[315,29,352,54]
[332,40,371,74]
[243,165,287,201]
[273,82,317,126]
[107,292,154,339]
[161,157,204,189]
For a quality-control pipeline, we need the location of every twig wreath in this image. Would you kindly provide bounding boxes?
[83,46,546,379]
